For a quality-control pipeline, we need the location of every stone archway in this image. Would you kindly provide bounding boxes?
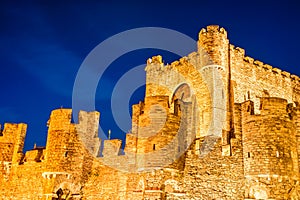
[171,83,192,116]
[171,83,191,103]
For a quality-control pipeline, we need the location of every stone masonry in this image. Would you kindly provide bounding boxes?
[1,25,300,199]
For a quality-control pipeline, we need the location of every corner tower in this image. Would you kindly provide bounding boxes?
[241,98,299,199]
[198,25,233,148]
[198,25,229,68]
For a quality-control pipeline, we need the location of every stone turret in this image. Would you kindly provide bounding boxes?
[241,97,299,199]
[43,109,98,199]
[76,110,101,157]
[2,25,300,199]
[44,109,75,172]
[198,25,232,146]
[134,95,182,170]
[0,123,27,178]
[198,25,229,68]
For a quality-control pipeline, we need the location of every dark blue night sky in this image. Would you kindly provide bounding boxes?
[1,0,300,151]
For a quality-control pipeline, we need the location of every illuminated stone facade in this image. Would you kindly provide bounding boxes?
[1,25,300,199]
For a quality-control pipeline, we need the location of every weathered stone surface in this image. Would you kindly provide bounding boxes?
[1,25,300,199]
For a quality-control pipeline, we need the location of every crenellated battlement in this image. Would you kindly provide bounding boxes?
[102,139,122,157]
[22,147,45,163]
[229,44,246,59]
[241,97,299,199]
[0,123,27,144]
[146,54,193,73]
[259,97,288,115]
[145,55,164,72]
[2,24,300,199]
[241,97,289,118]
[199,25,228,38]
[145,25,300,95]
[0,123,27,164]
[242,55,295,80]
[147,55,163,65]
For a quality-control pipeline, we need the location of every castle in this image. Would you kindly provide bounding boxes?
[1,25,300,199]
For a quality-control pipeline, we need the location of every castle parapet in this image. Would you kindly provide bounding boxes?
[198,25,229,67]
[102,139,122,157]
[47,108,72,131]
[241,97,299,199]
[76,110,101,157]
[199,25,227,38]
[22,147,45,163]
[259,97,287,116]
[0,123,27,164]
[44,108,101,177]
[124,133,137,154]
[241,97,289,121]
[145,55,164,72]
[147,55,163,65]
[243,55,294,82]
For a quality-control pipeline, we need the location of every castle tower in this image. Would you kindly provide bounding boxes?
[44,109,76,172]
[197,25,232,151]
[76,110,101,157]
[0,123,27,178]
[141,26,231,157]
[198,25,229,68]
[241,98,299,199]
[134,96,182,170]
[144,55,167,98]
[43,109,90,199]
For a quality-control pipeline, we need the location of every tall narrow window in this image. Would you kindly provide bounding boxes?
[153,144,156,150]
[222,89,224,99]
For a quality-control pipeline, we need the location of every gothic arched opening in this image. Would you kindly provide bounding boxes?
[171,83,191,116]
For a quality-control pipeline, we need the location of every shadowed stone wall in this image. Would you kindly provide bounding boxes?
[1,25,300,199]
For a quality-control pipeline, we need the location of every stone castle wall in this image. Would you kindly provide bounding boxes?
[1,25,300,199]
[241,98,299,199]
